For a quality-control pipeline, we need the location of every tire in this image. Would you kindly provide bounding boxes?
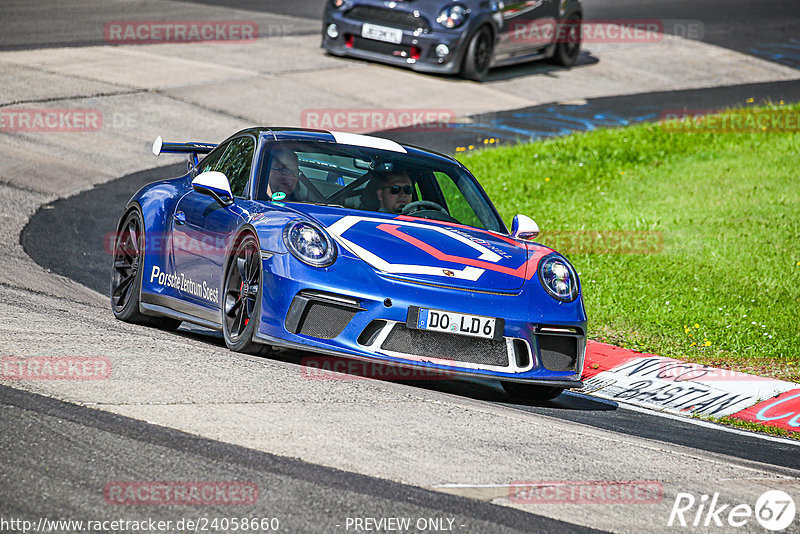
[501,381,564,401]
[222,233,271,355]
[549,14,581,67]
[110,208,181,331]
[461,26,493,82]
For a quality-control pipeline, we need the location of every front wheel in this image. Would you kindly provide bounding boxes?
[461,26,493,82]
[110,208,181,330]
[222,233,271,355]
[549,14,581,67]
[501,381,564,401]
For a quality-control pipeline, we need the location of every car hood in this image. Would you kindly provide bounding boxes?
[339,0,485,14]
[291,205,550,292]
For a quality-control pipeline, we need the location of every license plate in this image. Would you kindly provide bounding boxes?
[361,23,403,44]
[409,307,499,340]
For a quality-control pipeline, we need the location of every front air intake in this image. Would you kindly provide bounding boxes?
[380,324,511,368]
[536,334,578,372]
[285,291,364,340]
[346,6,431,32]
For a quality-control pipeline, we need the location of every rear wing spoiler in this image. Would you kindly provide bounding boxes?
[152,136,216,168]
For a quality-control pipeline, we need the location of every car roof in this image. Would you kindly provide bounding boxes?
[223,127,460,166]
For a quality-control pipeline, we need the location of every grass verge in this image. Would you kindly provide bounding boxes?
[458,102,800,382]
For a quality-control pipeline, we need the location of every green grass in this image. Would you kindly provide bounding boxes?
[458,103,800,382]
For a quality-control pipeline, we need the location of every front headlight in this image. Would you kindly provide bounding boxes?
[538,254,579,302]
[437,4,469,28]
[283,221,337,268]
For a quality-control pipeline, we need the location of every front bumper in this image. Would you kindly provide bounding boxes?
[321,11,469,74]
[256,252,587,387]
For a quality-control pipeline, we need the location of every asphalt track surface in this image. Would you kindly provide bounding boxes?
[0,384,596,534]
[6,0,796,152]
[583,0,800,67]
[20,165,800,472]
[0,0,326,51]
[2,0,799,63]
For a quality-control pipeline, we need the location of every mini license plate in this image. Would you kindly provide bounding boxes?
[408,307,500,340]
[361,23,403,44]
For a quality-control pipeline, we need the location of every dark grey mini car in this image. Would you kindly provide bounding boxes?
[322,0,582,81]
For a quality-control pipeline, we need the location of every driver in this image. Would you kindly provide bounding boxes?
[376,170,413,214]
[266,146,300,201]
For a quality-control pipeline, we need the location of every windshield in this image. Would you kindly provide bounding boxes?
[255,141,505,232]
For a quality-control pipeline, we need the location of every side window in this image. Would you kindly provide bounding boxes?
[214,137,255,198]
[434,172,483,228]
[197,142,229,173]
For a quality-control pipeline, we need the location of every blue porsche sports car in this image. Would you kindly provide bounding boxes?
[111,128,586,400]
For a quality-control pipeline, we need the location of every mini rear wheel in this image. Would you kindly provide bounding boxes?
[501,381,564,401]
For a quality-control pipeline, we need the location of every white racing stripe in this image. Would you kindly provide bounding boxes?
[329,131,407,153]
[326,215,508,281]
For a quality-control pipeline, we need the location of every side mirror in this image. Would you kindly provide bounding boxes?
[192,171,234,207]
[511,214,540,241]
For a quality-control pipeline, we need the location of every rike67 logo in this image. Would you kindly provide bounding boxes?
[668,490,796,531]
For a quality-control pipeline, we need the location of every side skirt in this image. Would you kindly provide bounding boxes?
[140,293,222,330]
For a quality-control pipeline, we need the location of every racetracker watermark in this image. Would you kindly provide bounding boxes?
[660,109,800,133]
[509,480,664,505]
[104,232,230,258]
[1,356,111,380]
[103,482,258,506]
[538,230,663,255]
[104,20,258,44]
[301,108,456,134]
[0,108,102,132]
[510,19,703,45]
[104,230,663,258]
[301,356,454,381]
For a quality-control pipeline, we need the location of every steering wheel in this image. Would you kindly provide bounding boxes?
[400,201,448,216]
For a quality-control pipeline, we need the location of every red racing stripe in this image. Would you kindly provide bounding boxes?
[378,223,549,280]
